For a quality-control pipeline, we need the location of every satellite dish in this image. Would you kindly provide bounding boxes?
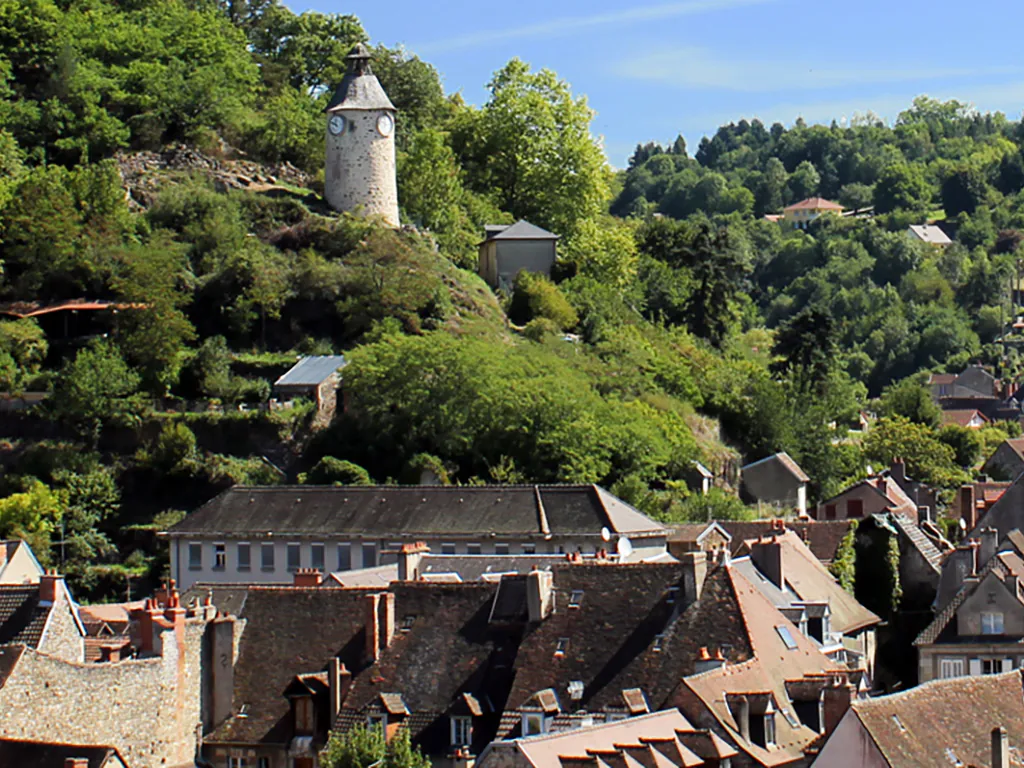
[616,536,633,559]
[601,527,611,542]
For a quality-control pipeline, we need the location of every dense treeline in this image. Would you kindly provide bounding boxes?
[0,0,1021,599]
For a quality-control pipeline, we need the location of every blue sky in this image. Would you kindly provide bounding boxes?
[299,0,1024,166]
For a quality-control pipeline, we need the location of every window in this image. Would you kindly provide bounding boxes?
[188,543,202,570]
[776,625,798,650]
[982,612,1005,635]
[261,543,275,571]
[311,543,325,572]
[764,713,776,747]
[451,716,472,747]
[667,586,680,605]
[237,542,251,571]
[940,657,965,679]
[467,543,481,555]
[294,696,314,733]
[653,634,665,652]
[441,543,456,555]
[228,758,249,768]
[824,504,836,521]
[522,543,536,555]
[554,638,569,657]
[522,713,546,736]
[846,499,864,519]
[891,714,906,733]
[568,590,584,609]
[495,543,510,555]
[401,615,416,631]
[257,760,268,768]
[213,543,226,571]
[287,543,301,572]
[983,658,1004,675]
[337,543,351,571]
[367,713,386,731]
[362,543,377,568]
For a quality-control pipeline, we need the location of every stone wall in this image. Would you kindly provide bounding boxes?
[324,109,399,226]
[0,620,206,768]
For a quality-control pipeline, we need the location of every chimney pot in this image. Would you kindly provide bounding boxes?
[293,568,323,587]
[39,570,63,605]
[64,759,89,768]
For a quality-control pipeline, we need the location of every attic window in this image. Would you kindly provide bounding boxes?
[568,590,584,609]
[555,638,569,657]
[892,714,906,733]
[776,625,798,650]
[945,747,963,766]
[401,615,416,631]
[653,634,665,652]
[568,680,584,700]
[667,587,679,605]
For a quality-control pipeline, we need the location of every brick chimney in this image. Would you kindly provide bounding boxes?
[397,541,429,581]
[364,592,396,662]
[750,537,785,590]
[39,570,63,606]
[329,657,351,728]
[822,680,855,738]
[209,617,236,729]
[527,566,554,622]
[992,726,1009,768]
[293,568,323,587]
[679,551,707,608]
[890,458,907,485]
[163,580,186,633]
[960,485,977,531]
[979,527,999,570]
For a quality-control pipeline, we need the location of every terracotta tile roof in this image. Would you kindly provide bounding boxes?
[928,373,957,385]
[782,197,843,212]
[732,530,879,635]
[940,409,989,427]
[0,585,52,648]
[168,485,665,538]
[488,710,734,768]
[0,299,143,318]
[848,670,1024,768]
[674,565,849,766]
[0,738,125,768]
[719,521,855,565]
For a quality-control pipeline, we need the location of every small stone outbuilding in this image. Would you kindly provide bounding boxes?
[478,220,559,290]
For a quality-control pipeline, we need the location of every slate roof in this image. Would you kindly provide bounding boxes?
[888,513,943,574]
[783,197,843,212]
[335,581,515,755]
[481,220,559,242]
[740,453,809,506]
[0,738,125,768]
[908,224,952,245]
[497,563,693,737]
[0,643,25,690]
[731,530,879,636]
[846,669,1024,768]
[325,44,395,112]
[0,585,52,648]
[206,586,373,745]
[967,469,1024,541]
[273,356,347,387]
[167,485,666,539]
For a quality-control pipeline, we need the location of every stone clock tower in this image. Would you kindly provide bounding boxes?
[324,43,400,226]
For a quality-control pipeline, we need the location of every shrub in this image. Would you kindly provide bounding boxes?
[300,457,373,485]
[507,272,578,330]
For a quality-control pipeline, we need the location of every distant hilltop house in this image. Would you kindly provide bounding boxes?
[478,220,560,290]
[940,408,989,429]
[781,197,844,230]
[981,437,1024,482]
[272,354,347,419]
[739,452,809,517]
[907,223,952,247]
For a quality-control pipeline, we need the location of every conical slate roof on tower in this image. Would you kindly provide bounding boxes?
[325,43,395,112]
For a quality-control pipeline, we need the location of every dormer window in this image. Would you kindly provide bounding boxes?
[653,634,665,652]
[451,716,472,747]
[522,712,548,736]
[568,590,584,609]
[294,696,314,734]
[367,713,387,731]
[982,612,1004,635]
[554,638,569,657]
[764,713,776,747]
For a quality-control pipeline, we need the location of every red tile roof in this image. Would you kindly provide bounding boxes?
[783,197,843,212]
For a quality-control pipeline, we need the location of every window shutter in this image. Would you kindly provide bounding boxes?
[969,658,982,676]
[1005,658,1014,673]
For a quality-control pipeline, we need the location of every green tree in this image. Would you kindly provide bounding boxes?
[876,378,941,427]
[321,725,429,768]
[786,161,820,201]
[0,480,64,564]
[508,272,578,330]
[942,166,989,218]
[300,457,372,485]
[460,58,610,237]
[873,163,931,214]
[48,340,144,447]
[863,416,966,488]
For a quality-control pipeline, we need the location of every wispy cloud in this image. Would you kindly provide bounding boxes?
[615,46,1021,92]
[414,0,775,54]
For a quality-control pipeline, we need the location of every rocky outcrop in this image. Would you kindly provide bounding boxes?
[116,144,310,208]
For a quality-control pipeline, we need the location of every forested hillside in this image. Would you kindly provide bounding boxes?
[1,0,1021,599]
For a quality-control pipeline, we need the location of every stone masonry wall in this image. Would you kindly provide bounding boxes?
[325,109,399,226]
[0,621,206,768]
[38,585,85,663]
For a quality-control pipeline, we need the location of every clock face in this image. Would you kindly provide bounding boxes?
[376,113,394,137]
[328,114,346,136]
